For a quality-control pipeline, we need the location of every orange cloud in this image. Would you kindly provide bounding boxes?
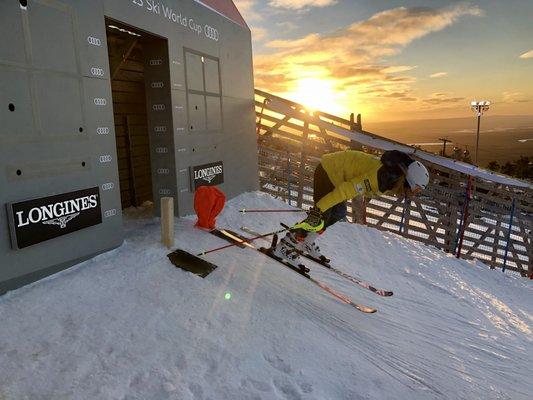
[254,4,482,116]
[502,91,528,103]
[430,72,448,78]
[269,0,338,10]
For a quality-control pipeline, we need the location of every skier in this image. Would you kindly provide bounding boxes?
[272,149,430,269]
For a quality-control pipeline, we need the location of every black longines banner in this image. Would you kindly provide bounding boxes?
[190,161,224,191]
[7,187,102,249]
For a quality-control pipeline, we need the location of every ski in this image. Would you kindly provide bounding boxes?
[209,228,251,249]
[259,243,376,314]
[210,228,376,313]
[241,226,393,297]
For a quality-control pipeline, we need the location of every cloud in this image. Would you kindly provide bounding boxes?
[251,27,268,41]
[502,91,528,103]
[276,21,298,32]
[382,65,418,74]
[519,50,533,59]
[423,94,464,105]
[255,4,482,93]
[233,0,262,22]
[430,72,448,78]
[269,0,337,10]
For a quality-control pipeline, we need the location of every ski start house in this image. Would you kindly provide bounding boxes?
[0,0,258,294]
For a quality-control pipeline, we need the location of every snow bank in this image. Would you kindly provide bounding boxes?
[0,192,531,399]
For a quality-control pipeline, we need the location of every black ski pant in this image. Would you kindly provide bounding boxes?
[313,163,347,231]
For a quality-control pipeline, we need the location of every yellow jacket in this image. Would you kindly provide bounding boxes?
[316,150,405,211]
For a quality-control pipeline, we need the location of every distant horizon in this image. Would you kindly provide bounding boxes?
[363,113,533,125]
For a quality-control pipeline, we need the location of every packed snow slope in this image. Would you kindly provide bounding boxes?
[0,192,531,400]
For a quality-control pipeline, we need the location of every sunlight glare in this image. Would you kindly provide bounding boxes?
[287,78,346,115]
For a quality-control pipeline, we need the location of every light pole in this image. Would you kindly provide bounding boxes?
[470,100,491,166]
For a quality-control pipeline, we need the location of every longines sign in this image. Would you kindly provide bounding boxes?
[7,188,102,249]
[190,161,224,190]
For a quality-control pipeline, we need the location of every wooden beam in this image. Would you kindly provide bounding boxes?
[111,38,138,80]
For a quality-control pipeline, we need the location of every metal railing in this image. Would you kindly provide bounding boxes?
[255,89,533,276]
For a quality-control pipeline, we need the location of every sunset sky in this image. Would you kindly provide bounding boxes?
[234,0,533,122]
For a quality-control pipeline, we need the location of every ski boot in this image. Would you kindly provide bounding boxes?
[271,232,310,273]
[301,232,330,264]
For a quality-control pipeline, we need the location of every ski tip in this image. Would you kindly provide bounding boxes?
[358,306,377,313]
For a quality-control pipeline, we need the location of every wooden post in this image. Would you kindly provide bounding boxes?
[297,121,309,208]
[161,197,174,249]
[256,98,268,136]
[444,202,458,253]
[125,116,137,207]
[456,176,473,258]
[502,198,516,273]
[351,196,367,224]
[286,151,292,206]
[399,196,411,235]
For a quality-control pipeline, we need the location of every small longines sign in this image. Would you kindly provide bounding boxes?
[190,161,224,190]
[7,187,102,249]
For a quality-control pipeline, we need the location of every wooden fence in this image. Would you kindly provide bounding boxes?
[254,89,533,276]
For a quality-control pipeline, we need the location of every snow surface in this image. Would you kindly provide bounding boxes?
[0,192,531,400]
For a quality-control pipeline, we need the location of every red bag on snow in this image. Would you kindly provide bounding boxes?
[194,186,226,230]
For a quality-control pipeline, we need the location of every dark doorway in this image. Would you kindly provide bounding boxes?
[105,20,155,209]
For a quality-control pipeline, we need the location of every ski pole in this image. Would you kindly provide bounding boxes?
[197,227,288,256]
[239,208,303,214]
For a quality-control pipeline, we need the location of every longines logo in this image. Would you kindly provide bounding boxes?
[8,188,102,249]
[190,161,224,190]
[194,165,223,183]
[15,195,97,229]
[42,213,80,229]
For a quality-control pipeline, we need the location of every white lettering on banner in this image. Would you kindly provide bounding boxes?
[194,165,223,183]
[102,182,115,191]
[15,195,99,228]
[87,36,102,46]
[131,0,220,41]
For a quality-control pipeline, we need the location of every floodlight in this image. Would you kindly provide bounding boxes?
[470,99,491,165]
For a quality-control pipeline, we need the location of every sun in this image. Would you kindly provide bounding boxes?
[287,78,346,116]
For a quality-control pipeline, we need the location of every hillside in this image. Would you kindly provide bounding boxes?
[365,115,533,166]
[0,192,531,399]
